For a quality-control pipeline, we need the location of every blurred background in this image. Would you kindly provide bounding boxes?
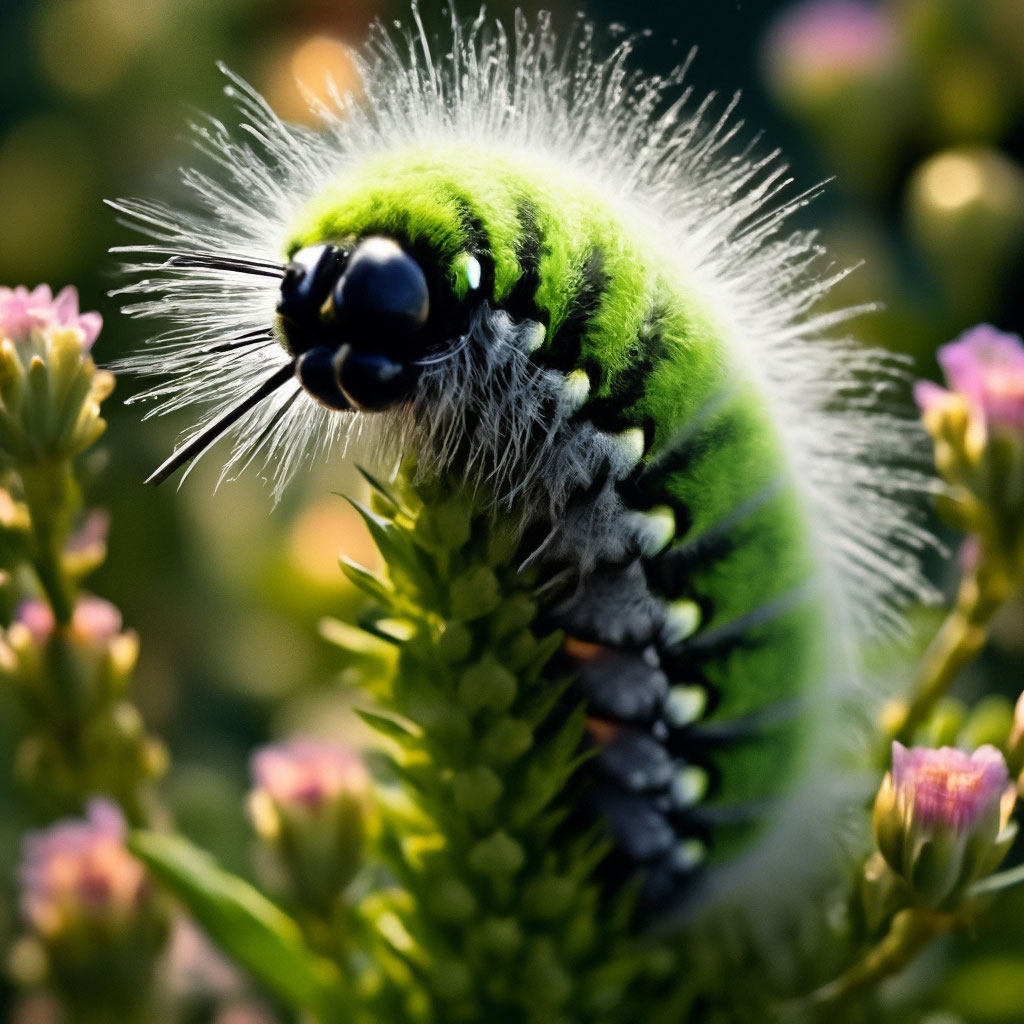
[1,0,1023,1019]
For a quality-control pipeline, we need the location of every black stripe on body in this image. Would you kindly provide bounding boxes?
[667,582,816,660]
[504,199,545,323]
[449,192,496,298]
[494,222,811,912]
[541,246,607,373]
[554,547,816,912]
[575,309,667,438]
[644,478,789,595]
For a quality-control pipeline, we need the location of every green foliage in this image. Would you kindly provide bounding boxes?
[330,465,674,1023]
[129,830,347,1019]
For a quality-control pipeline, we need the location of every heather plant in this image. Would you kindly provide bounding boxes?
[0,286,170,1019]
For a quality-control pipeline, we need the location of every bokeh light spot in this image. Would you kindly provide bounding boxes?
[922,152,986,212]
[265,35,360,123]
[37,0,165,98]
[288,496,378,587]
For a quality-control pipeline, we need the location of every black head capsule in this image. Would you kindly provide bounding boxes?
[278,236,431,413]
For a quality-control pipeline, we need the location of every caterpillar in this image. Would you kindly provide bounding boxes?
[110,9,933,914]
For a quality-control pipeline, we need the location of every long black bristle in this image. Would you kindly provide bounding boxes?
[110,245,285,275]
[145,362,296,486]
[165,254,284,278]
[201,328,276,354]
[229,389,302,475]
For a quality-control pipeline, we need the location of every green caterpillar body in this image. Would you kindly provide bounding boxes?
[284,145,827,899]
[113,14,928,915]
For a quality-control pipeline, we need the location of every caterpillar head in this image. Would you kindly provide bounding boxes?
[280,238,440,413]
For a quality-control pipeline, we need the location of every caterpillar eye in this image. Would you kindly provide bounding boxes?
[277,244,346,337]
[331,236,430,353]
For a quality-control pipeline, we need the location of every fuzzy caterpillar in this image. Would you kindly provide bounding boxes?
[110,9,934,914]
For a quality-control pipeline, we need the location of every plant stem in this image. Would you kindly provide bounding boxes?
[889,554,1010,746]
[793,908,952,1013]
[20,460,76,624]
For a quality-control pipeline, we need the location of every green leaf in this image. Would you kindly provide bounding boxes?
[129,831,345,1019]
[356,707,420,742]
[509,705,589,827]
[449,566,501,620]
[340,556,394,605]
[346,496,400,551]
[318,617,397,659]
[355,465,400,515]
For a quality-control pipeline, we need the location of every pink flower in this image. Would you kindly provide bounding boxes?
[14,595,123,647]
[15,599,58,647]
[162,916,242,999]
[19,799,149,939]
[65,509,111,556]
[250,738,369,813]
[916,325,1024,434]
[0,284,102,349]
[764,0,899,88]
[874,742,1016,907]
[891,741,1008,830]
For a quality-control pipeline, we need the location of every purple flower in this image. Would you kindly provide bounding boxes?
[19,799,149,940]
[0,284,101,349]
[916,325,1024,434]
[890,741,1008,829]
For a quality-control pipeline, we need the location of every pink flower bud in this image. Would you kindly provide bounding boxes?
[1007,692,1024,780]
[921,325,1024,434]
[14,595,123,647]
[249,739,371,910]
[0,285,101,349]
[915,324,1024,563]
[764,0,900,92]
[16,599,58,647]
[912,378,961,421]
[63,510,111,579]
[2,596,139,732]
[19,800,149,940]
[251,738,369,814]
[874,742,1016,908]
[890,741,1007,829]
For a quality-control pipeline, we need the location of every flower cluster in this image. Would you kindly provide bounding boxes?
[0,593,163,815]
[20,799,150,940]
[916,325,1024,580]
[0,285,102,347]
[764,0,900,96]
[0,284,112,464]
[0,282,163,817]
[17,800,168,1015]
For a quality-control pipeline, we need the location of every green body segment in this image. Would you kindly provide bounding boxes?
[287,145,829,865]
